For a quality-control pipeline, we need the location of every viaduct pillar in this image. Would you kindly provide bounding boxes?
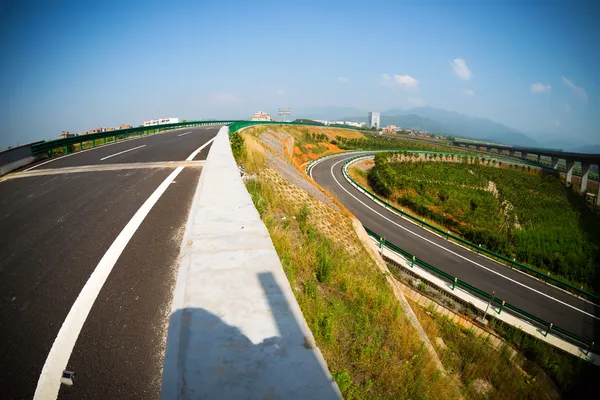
[565,160,575,186]
[580,162,591,194]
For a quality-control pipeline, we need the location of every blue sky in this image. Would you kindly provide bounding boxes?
[1,0,598,149]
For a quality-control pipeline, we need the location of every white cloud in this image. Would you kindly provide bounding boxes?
[407,98,426,107]
[562,76,588,102]
[337,76,348,83]
[462,88,475,96]
[382,73,419,89]
[213,92,238,103]
[276,88,286,96]
[531,83,551,93]
[451,58,472,80]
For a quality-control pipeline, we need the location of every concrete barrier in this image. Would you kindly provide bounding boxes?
[0,142,47,176]
[161,126,341,399]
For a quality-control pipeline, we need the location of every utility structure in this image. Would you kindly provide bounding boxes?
[278,108,292,122]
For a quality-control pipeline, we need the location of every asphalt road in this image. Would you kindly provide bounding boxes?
[0,126,220,399]
[311,152,600,343]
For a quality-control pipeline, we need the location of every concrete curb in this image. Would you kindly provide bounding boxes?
[161,126,341,399]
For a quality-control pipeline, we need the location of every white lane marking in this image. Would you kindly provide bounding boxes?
[23,127,197,172]
[99,145,146,161]
[328,158,600,320]
[33,141,211,399]
[185,137,215,161]
[178,132,191,137]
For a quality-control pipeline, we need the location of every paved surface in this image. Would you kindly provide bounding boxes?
[310,152,600,342]
[0,126,219,399]
[162,126,341,399]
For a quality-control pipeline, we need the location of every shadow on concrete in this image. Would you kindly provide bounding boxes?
[161,271,341,400]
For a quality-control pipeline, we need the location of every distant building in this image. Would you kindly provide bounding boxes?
[143,118,180,127]
[251,111,272,121]
[368,112,380,129]
[59,131,75,139]
[120,124,133,129]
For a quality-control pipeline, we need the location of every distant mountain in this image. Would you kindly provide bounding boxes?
[383,106,538,147]
[295,105,542,147]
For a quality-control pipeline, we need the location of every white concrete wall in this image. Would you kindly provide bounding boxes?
[161,126,341,399]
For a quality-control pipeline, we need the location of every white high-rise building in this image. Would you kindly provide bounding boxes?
[368,112,380,129]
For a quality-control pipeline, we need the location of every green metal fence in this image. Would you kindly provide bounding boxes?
[362,225,599,356]
[32,120,239,156]
[341,154,600,304]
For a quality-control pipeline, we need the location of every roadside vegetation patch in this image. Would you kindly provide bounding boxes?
[233,131,460,399]
[367,152,600,292]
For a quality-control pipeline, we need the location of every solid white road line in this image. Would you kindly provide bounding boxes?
[185,137,215,161]
[33,139,215,400]
[329,158,600,320]
[99,145,146,161]
[177,132,191,137]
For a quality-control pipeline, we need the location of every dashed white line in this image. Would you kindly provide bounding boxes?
[99,145,146,161]
[329,157,600,320]
[178,132,191,137]
[33,139,215,400]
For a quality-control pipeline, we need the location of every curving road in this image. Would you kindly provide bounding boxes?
[0,125,220,399]
[310,152,600,343]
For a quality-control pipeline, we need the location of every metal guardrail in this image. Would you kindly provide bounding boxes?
[229,123,599,356]
[362,225,600,356]
[31,120,239,156]
[341,154,600,304]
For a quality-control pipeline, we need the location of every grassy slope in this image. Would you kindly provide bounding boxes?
[233,131,460,399]
[368,156,600,292]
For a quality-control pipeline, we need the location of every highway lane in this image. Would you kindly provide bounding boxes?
[0,128,218,399]
[311,152,600,343]
[29,125,218,170]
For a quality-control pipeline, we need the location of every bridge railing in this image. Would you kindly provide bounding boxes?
[362,225,600,356]
[31,120,240,156]
[341,154,600,304]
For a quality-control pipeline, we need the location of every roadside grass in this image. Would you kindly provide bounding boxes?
[409,301,560,400]
[391,265,600,399]
[236,132,459,399]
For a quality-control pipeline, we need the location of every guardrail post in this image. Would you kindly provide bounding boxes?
[498,300,505,314]
[65,145,68,154]
[477,245,481,255]
[446,231,449,240]
[411,256,415,268]
[104,137,107,144]
[92,139,95,148]
[452,277,457,291]
[421,219,424,227]
[380,237,385,255]
[586,342,594,356]
[543,323,553,337]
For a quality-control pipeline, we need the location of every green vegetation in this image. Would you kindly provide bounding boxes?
[413,302,599,399]
[336,134,466,153]
[488,317,599,398]
[235,133,459,399]
[368,153,600,291]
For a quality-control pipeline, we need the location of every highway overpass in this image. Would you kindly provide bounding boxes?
[0,126,218,398]
[454,140,600,205]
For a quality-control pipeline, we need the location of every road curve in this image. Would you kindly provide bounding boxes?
[0,125,220,399]
[310,152,600,342]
